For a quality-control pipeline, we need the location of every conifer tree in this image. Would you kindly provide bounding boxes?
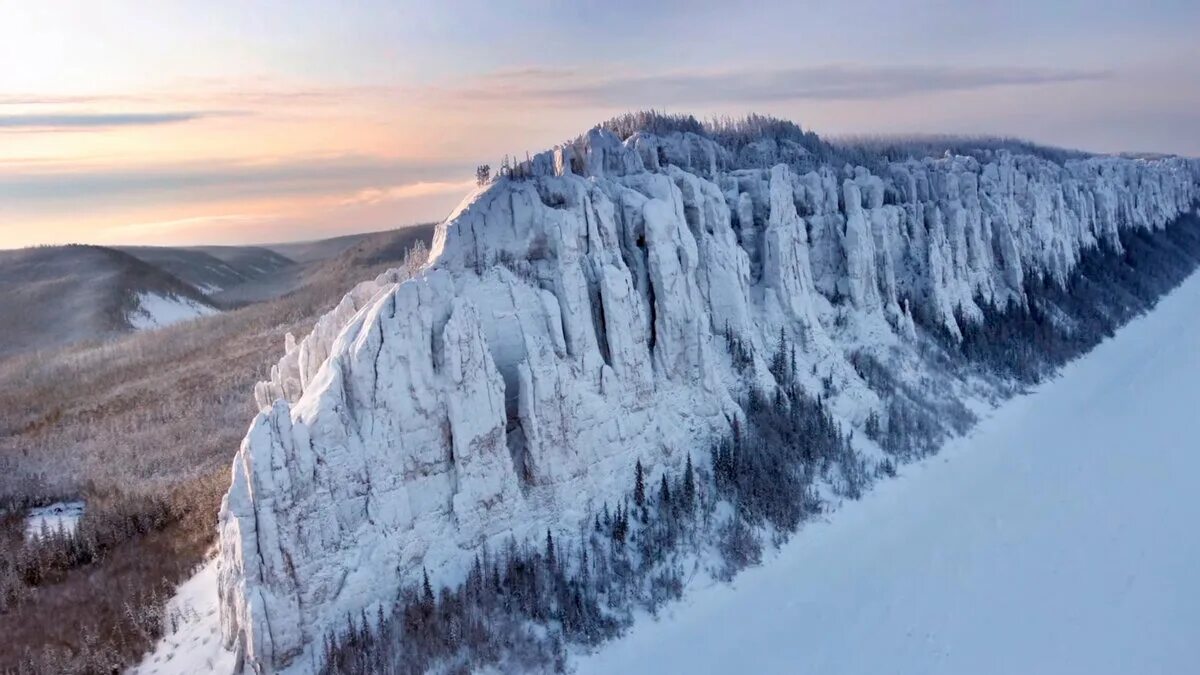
[682,455,696,513]
[422,568,435,609]
[634,460,646,508]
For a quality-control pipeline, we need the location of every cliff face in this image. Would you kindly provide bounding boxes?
[218,124,1200,672]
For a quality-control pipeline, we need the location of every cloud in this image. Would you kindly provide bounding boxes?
[0,155,473,209]
[103,213,272,238]
[0,94,133,106]
[340,180,478,207]
[447,64,1112,107]
[0,83,390,111]
[2,64,1113,121]
[0,110,247,130]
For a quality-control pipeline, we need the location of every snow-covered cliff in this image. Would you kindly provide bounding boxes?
[218,121,1200,673]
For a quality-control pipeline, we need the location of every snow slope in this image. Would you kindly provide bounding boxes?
[127,291,217,331]
[129,560,237,675]
[576,271,1200,675]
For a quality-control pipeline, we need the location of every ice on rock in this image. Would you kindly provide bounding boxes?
[254,270,406,407]
[221,272,523,670]
[220,124,1200,672]
[842,177,885,311]
[761,165,822,332]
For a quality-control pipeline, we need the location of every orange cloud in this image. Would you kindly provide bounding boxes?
[340,180,477,207]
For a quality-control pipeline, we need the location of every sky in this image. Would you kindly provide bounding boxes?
[2,0,1198,249]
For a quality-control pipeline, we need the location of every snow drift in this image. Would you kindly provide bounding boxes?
[217,119,1200,672]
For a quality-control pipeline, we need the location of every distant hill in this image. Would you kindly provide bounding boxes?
[0,225,439,358]
[0,245,216,358]
[119,245,294,295]
[264,231,380,264]
[183,246,295,282]
[307,223,437,272]
[212,224,438,306]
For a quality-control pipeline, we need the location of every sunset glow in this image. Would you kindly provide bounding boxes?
[3,0,1198,248]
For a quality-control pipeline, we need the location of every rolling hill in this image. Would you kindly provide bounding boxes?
[263,230,383,264]
[0,245,216,358]
[118,245,294,296]
[1,225,438,359]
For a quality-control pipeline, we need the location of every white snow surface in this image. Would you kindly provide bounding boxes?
[577,270,1200,675]
[127,292,216,330]
[129,559,237,675]
[217,126,1200,673]
[24,500,85,540]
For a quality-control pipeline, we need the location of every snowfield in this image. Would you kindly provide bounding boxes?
[576,271,1200,675]
[24,501,85,541]
[127,292,216,331]
[129,560,236,675]
[137,271,1200,674]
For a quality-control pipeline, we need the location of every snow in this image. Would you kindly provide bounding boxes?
[24,500,85,540]
[575,271,1200,675]
[128,559,237,675]
[127,292,216,331]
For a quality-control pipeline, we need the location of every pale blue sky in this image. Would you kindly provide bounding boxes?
[2,0,1198,246]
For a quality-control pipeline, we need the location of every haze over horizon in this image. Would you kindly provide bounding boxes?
[3,0,1198,249]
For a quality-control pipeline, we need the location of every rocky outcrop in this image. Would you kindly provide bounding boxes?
[219,121,1200,672]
